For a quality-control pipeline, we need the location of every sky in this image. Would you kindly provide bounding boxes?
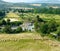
[2,0,60,3]
[3,0,35,3]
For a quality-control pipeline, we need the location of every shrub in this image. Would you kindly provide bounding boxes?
[6,19,10,25]
[48,20,57,32]
[40,23,50,34]
[15,27,23,33]
[3,25,12,33]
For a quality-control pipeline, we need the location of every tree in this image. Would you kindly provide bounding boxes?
[15,27,23,33]
[6,19,10,25]
[0,11,5,17]
[36,15,44,22]
[0,19,6,25]
[2,19,6,25]
[3,25,12,33]
[40,23,50,34]
[34,21,40,31]
[0,20,2,25]
[57,29,60,40]
[34,15,45,32]
[48,19,57,32]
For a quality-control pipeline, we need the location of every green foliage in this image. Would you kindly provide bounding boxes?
[11,21,23,26]
[57,27,60,37]
[57,29,60,40]
[34,15,44,31]
[0,20,2,25]
[40,23,50,34]
[34,21,39,31]
[0,11,5,17]
[2,19,6,25]
[34,7,60,14]
[48,19,57,32]
[35,17,57,34]
[36,15,44,22]
[6,19,10,25]
[15,27,23,33]
[40,20,57,34]
[3,25,12,33]
[0,19,6,25]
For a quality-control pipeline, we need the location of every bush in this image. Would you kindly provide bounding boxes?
[11,21,23,26]
[3,25,12,33]
[6,19,10,25]
[0,19,6,25]
[48,19,57,32]
[15,27,23,33]
[57,30,60,40]
[2,19,6,25]
[40,23,50,34]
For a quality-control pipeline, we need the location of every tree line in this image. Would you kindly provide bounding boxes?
[0,19,23,33]
[34,7,60,14]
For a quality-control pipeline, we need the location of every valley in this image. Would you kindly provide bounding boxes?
[0,0,60,51]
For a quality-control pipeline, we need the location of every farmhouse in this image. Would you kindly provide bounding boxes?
[20,22,35,31]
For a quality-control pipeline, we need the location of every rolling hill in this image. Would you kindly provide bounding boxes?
[0,0,60,10]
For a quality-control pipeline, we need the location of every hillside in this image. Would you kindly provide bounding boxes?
[0,0,60,10]
[0,33,60,51]
[0,0,60,51]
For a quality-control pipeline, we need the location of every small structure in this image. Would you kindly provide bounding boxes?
[20,22,35,31]
[11,26,18,30]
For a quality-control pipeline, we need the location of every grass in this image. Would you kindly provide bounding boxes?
[0,39,51,51]
[3,12,60,22]
[0,33,60,51]
[4,12,22,22]
[1,12,60,51]
[6,12,20,18]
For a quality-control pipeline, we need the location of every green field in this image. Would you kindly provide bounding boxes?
[1,12,60,51]
[0,33,60,51]
[3,12,60,22]
[4,12,22,22]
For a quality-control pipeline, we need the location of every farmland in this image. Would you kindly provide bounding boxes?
[4,11,60,22]
[0,7,60,51]
[0,33,60,51]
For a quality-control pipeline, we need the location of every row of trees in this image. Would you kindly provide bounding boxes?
[34,7,60,14]
[0,19,23,33]
[0,19,23,26]
[0,10,6,19]
[40,20,57,34]
[10,7,60,14]
[3,25,23,33]
[12,7,60,14]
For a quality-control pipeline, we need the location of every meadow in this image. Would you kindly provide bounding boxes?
[0,33,60,51]
[4,11,60,22]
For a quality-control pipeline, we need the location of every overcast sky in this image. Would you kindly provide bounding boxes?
[3,0,35,2]
[2,0,60,3]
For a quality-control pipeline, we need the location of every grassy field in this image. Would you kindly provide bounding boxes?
[4,12,22,22]
[3,12,60,22]
[0,33,60,51]
[1,12,60,51]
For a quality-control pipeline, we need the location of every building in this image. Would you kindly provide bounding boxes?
[20,22,35,31]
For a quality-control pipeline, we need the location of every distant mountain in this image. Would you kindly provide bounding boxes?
[0,0,60,10]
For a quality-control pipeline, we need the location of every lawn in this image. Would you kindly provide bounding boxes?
[0,33,60,51]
